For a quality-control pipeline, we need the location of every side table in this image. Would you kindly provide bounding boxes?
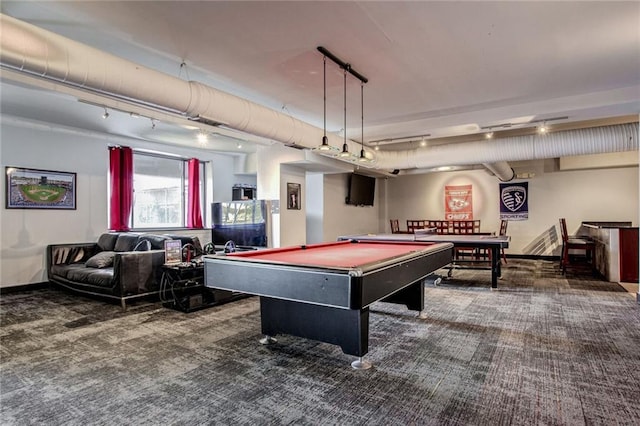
[160,263,242,312]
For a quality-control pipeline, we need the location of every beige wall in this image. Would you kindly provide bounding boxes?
[321,173,382,242]
[0,121,248,287]
[280,165,306,247]
[386,163,639,255]
[2,118,638,287]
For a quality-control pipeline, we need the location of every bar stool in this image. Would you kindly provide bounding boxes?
[559,218,595,274]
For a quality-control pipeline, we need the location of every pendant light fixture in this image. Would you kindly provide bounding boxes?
[318,56,332,151]
[358,81,368,162]
[339,67,351,158]
[315,47,369,161]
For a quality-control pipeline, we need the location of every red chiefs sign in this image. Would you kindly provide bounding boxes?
[445,184,473,220]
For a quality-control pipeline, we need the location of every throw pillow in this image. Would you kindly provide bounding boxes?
[85,251,115,268]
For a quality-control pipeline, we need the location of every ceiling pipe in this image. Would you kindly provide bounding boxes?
[1,14,638,177]
[482,162,515,182]
[372,123,638,170]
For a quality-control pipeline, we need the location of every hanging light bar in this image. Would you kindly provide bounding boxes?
[317,46,368,83]
[315,46,369,162]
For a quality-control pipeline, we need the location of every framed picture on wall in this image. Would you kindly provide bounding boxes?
[5,166,77,210]
[287,182,301,210]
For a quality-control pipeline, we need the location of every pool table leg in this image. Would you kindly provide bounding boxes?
[379,280,425,312]
[260,297,370,363]
[491,246,500,289]
[259,335,277,345]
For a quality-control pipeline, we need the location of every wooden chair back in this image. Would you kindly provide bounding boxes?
[499,220,508,236]
[406,220,428,233]
[558,217,595,274]
[451,220,480,234]
[428,220,450,234]
[559,218,568,242]
[390,219,400,234]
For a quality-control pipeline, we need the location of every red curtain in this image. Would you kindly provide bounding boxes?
[109,146,133,231]
[187,158,203,228]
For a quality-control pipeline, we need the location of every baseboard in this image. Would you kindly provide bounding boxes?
[505,254,560,261]
[0,282,50,294]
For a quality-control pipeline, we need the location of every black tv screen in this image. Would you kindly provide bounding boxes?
[346,173,375,206]
[211,200,268,247]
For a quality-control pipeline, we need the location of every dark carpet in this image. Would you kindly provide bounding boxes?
[1,260,639,425]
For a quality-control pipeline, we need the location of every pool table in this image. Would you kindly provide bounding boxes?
[204,240,453,368]
[339,232,510,288]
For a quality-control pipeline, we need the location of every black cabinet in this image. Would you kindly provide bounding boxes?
[232,185,256,200]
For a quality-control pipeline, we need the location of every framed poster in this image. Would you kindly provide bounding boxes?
[164,240,182,264]
[5,167,77,210]
[500,182,529,220]
[445,184,472,220]
[287,182,301,210]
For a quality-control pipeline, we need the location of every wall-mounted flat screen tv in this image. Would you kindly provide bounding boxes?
[346,173,375,206]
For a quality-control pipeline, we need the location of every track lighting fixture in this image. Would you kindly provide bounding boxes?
[479,116,567,136]
[102,108,109,119]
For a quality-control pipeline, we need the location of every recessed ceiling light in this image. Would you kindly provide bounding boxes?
[537,123,548,134]
[196,131,208,144]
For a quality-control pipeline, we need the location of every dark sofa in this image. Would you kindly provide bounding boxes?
[47,232,202,310]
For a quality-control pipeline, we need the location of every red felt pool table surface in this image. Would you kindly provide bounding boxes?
[228,240,437,269]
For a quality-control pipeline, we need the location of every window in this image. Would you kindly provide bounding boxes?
[131,152,205,229]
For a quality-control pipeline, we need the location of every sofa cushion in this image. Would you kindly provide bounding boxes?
[97,233,120,251]
[51,263,87,279]
[85,268,115,287]
[86,251,115,268]
[140,234,170,250]
[66,267,114,288]
[114,234,140,252]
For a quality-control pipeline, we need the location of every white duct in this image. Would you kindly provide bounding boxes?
[373,123,638,170]
[1,14,638,177]
[482,161,515,182]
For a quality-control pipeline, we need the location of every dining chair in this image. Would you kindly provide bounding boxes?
[559,218,596,274]
[428,220,450,234]
[499,220,508,264]
[406,220,427,233]
[390,219,401,234]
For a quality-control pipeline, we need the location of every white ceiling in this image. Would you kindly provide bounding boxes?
[1,1,639,158]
